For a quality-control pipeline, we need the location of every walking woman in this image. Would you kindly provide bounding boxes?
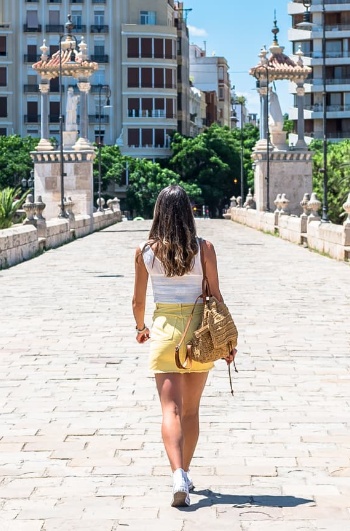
[132,185,235,507]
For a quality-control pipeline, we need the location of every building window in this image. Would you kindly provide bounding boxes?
[0,36,6,57]
[26,101,38,121]
[127,38,139,58]
[219,87,224,100]
[0,97,7,118]
[0,67,7,87]
[154,68,164,89]
[154,38,163,59]
[94,10,105,26]
[0,128,7,136]
[142,129,152,147]
[165,39,173,59]
[166,98,174,119]
[165,69,173,89]
[141,38,152,59]
[128,128,140,147]
[140,11,156,25]
[155,129,164,147]
[218,66,224,81]
[141,68,152,88]
[71,10,82,30]
[128,68,139,88]
[26,11,39,30]
[128,98,140,117]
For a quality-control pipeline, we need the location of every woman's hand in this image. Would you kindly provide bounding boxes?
[136,328,150,344]
[223,348,237,365]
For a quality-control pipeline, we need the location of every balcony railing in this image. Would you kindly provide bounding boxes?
[24,54,41,63]
[71,0,84,3]
[24,115,41,123]
[48,0,62,3]
[305,104,350,112]
[90,25,109,33]
[46,25,65,33]
[23,24,42,32]
[309,77,350,86]
[128,109,174,118]
[49,115,63,123]
[72,25,87,33]
[88,114,110,124]
[92,0,106,3]
[24,84,39,93]
[90,54,109,63]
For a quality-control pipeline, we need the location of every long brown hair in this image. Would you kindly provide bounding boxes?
[146,185,198,277]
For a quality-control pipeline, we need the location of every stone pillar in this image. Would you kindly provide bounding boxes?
[36,82,53,152]
[74,81,92,151]
[260,86,268,141]
[296,83,307,150]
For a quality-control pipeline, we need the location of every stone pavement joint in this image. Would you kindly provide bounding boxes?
[0,219,350,530]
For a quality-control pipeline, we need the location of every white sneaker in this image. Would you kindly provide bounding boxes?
[185,470,194,491]
[171,468,190,507]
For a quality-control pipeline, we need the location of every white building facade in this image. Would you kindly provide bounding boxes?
[0,0,191,159]
[288,0,350,141]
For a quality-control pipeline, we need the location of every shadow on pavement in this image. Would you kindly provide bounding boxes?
[182,490,314,511]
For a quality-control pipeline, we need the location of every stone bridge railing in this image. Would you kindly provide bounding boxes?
[225,191,350,262]
[0,196,122,269]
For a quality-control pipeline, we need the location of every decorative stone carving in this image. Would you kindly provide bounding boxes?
[236,196,242,208]
[274,194,282,213]
[343,193,350,225]
[34,196,46,220]
[108,197,120,213]
[22,194,36,225]
[300,193,310,217]
[308,192,321,220]
[97,197,105,210]
[63,197,75,222]
[244,189,256,210]
[230,196,237,208]
[280,193,290,215]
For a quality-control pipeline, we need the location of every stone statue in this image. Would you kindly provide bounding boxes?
[116,128,124,147]
[66,87,80,132]
[269,90,283,132]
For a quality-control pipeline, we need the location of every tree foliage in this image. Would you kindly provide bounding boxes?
[0,136,38,189]
[310,139,350,224]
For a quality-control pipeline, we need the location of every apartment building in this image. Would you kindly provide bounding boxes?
[189,44,231,128]
[0,0,190,159]
[288,0,350,141]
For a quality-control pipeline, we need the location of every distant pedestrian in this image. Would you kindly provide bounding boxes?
[132,185,236,507]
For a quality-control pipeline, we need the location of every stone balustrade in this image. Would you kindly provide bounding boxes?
[227,190,350,262]
[0,196,122,269]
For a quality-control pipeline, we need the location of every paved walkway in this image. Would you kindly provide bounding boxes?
[0,219,349,531]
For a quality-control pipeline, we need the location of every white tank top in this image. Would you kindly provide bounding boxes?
[141,241,203,303]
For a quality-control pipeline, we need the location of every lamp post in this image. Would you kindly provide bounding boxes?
[231,89,245,202]
[255,66,270,211]
[300,0,329,222]
[97,84,111,212]
[58,15,78,218]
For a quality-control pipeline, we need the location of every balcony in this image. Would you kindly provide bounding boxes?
[24,84,39,93]
[88,114,110,124]
[72,25,87,33]
[26,0,39,2]
[46,25,65,33]
[90,54,109,63]
[305,104,350,113]
[128,109,174,119]
[90,25,109,33]
[47,0,62,3]
[24,54,41,63]
[49,115,61,123]
[92,0,106,3]
[310,77,350,86]
[70,0,84,3]
[23,24,42,32]
[24,115,41,123]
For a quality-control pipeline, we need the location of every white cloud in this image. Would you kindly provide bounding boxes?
[188,25,208,38]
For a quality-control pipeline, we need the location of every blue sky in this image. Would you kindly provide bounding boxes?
[187,0,292,117]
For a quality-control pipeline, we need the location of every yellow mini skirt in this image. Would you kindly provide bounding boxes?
[149,302,215,373]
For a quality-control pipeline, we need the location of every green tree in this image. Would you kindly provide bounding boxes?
[0,136,39,189]
[126,158,201,218]
[169,124,243,216]
[310,139,350,223]
[0,187,29,229]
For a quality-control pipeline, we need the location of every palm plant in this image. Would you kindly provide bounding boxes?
[0,187,29,230]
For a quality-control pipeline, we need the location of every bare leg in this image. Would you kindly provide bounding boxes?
[181,372,208,472]
[155,373,184,472]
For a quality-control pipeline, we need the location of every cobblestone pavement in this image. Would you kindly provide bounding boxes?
[0,219,350,531]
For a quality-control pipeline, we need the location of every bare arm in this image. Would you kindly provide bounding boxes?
[202,240,223,302]
[132,247,150,343]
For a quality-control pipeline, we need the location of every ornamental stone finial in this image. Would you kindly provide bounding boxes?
[274,194,282,213]
[308,192,321,220]
[343,193,350,225]
[78,36,88,61]
[280,193,290,215]
[300,193,311,217]
[40,39,49,62]
[295,45,305,67]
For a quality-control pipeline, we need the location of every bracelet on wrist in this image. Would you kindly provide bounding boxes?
[136,324,147,333]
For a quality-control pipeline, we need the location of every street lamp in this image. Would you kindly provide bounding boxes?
[97,84,112,212]
[299,0,329,222]
[255,66,271,211]
[58,15,78,218]
[231,90,245,202]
